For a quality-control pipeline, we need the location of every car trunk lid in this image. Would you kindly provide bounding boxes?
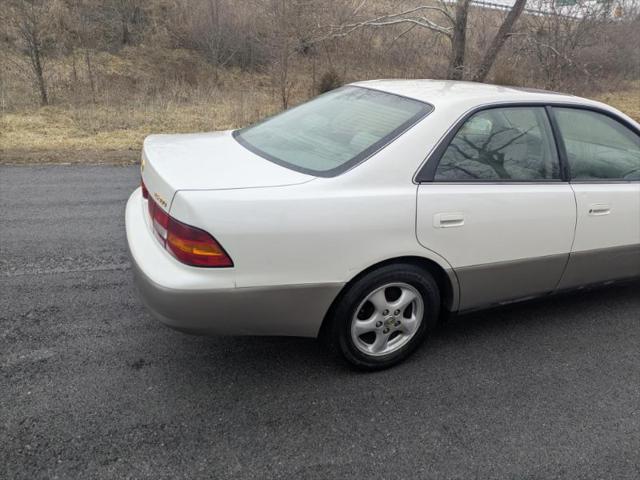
[141,130,314,211]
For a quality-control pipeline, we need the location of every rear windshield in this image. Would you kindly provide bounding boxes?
[233,86,432,177]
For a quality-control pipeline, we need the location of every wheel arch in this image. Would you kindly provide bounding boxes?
[318,255,459,339]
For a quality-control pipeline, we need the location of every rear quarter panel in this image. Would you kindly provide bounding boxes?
[170,181,431,288]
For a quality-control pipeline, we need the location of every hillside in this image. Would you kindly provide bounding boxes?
[1,0,638,164]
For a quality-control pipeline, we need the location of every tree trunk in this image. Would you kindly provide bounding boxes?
[31,43,48,106]
[121,16,130,45]
[448,0,471,80]
[120,0,132,47]
[85,49,96,104]
[207,0,221,83]
[472,0,527,82]
[279,51,289,109]
[71,52,78,86]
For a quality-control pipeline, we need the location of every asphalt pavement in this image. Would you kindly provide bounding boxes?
[1,165,639,479]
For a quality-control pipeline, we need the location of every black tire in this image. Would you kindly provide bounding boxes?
[326,263,440,370]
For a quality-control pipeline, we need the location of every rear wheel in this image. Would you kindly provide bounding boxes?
[327,264,440,370]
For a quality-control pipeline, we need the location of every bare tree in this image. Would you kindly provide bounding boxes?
[4,0,51,105]
[266,0,295,108]
[164,0,267,79]
[108,0,142,46]
[77,1,97,102]
[261,0,321,108]
[515,0,616,90]
[329,0,529,81]
[59,0,98,102]
[472,0,527,82]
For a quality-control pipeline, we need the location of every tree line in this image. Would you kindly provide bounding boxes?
[2,0,638,108]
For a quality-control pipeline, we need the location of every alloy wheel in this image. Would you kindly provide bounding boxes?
[350,282,424,357]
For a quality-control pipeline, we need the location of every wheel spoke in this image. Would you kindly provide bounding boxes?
[368,289,389,313]
[370,331,389,354]
[402,317,419,335]
[394,288,417,311]
[353,314,381,336]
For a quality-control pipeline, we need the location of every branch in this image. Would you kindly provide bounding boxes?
[383,24,419,54]
[523,36,593,78]
[327,5,454,40]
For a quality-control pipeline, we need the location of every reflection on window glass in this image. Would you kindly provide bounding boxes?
[235,86,432,176]
[435,107,560,181]
[554,108,640,181]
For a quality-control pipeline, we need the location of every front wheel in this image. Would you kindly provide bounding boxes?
[327,264,440,370]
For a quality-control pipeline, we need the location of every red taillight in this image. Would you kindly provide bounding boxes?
[147,197,233,268]
[141,178,149,199]
[148,195,169,241]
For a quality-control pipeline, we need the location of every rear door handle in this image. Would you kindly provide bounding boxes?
[588,204,611,216]
[434,212,465,228]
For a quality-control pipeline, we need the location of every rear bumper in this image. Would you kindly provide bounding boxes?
[125,188,341,337]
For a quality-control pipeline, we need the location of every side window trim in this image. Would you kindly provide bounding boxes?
[415,102,640,184]
[545,105,570,181]
[547,105,640,184]
[415,103,565,183]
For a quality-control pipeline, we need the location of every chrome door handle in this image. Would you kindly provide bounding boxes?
[588,204,611,216]
[434,212,465,228]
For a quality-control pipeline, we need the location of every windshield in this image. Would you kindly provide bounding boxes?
[233,86,432,177]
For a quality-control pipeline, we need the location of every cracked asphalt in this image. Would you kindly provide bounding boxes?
[1,165,640,479]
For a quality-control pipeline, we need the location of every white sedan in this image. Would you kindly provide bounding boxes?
[125,80,640,369]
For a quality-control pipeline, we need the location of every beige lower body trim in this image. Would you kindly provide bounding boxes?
[455,245,640,312]
[456,254,568,311]
[557,244,640,290]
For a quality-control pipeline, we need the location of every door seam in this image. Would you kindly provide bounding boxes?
[553,182,579,291]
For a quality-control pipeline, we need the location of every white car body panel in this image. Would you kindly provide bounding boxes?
[416,184,577,309]
[416,184,576,267]
[171,182,454,289]
[558,183,640,288]
[570,183,640,251]
[126,79,640,337]
[142,131,314,211]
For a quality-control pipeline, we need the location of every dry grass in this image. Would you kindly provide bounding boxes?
[0,50,318,164]
[593,81,640,122]
[2,80,638,165]
[0,88,284,164]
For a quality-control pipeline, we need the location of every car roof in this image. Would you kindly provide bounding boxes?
[350,79,593,110]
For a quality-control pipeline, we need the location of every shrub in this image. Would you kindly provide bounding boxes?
[318,70,342,94]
